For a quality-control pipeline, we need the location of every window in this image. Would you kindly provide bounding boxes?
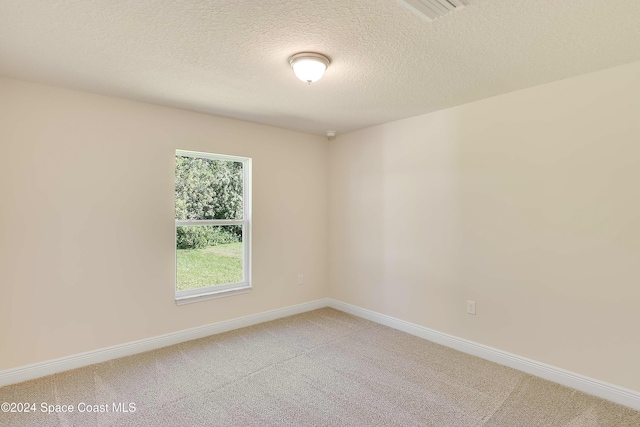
[175,150,251,303]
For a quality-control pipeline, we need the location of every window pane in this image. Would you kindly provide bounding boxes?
[176,225,243,291]
[175,156,243,220]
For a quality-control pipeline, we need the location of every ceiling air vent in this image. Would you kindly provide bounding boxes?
[397,0,465,21]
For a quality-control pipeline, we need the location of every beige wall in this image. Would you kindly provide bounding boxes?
[329,61,640,392]
[0,78,328,371]
[2,60,639,394]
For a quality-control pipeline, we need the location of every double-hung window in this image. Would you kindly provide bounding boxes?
[175,150,251,303]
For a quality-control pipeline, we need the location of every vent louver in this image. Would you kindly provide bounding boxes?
[397,0,465,21]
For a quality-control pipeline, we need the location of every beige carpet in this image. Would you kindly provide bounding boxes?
[1,308,639,426]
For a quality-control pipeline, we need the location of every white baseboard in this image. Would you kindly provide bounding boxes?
[327,299,640,411]
[0,298,329,388]
[3,297,639,412]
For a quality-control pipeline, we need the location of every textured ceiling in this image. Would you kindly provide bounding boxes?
[1,0,639,135]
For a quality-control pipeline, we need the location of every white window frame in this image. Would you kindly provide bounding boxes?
[175,150,252,304]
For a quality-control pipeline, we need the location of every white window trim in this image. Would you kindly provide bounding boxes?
[174,150,252,304]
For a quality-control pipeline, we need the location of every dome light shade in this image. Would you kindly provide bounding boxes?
[289,52,330,84]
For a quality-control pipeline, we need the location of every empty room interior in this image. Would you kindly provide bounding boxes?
[1,0,640,426]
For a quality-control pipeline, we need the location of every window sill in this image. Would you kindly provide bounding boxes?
[175,285,252,306]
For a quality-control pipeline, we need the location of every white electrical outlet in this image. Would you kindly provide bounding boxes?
[467,300,476,315]
[297,274,304,285]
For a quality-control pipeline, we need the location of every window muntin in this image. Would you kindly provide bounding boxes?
[175,150,251,302]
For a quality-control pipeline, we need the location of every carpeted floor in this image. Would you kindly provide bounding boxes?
[1,308,639,426]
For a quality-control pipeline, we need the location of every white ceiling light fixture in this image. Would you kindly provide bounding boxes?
[289,52,331,84]
[397,0,465,22]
